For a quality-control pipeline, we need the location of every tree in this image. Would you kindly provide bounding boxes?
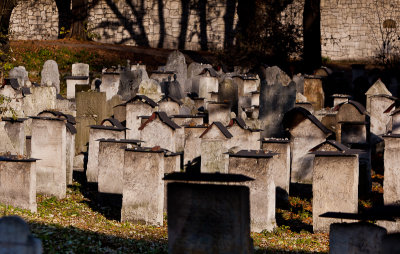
[0,0,18,59]
[67,0,89,40]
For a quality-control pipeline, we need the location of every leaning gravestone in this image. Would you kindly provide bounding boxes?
[9,66,29,87]
[0,216,42,254]
[165,51,187,94]
[41,60,60,93]
[259,66,296,138]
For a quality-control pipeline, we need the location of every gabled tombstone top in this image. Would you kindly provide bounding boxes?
[158,95,183,105]
[227,118,262,132]
[125,95,158,108]
[200,122,233,139]
[282,107,333,135]
[139,112,181,131]
[365,79,391,96]
[90,118,126,131]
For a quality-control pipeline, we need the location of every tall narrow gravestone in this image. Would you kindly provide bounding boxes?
[164,172,253,253]
[31,116,66,199]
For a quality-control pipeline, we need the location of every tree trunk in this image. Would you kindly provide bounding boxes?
[55,0,72,39]
[0,0,18,59]
[68,0,88,40]
[303,0,321,73]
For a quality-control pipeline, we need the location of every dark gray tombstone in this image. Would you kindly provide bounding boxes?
[165,172,253,253]
[0,216,42,254]
[118,68,148,101]
[259,66,296,138]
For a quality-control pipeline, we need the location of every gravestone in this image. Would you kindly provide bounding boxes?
[118,68,149,101]
[183,125,208,165]
[0,216,42,254]
[330,223,386,254]
[2,117,26,155]
[167,77,184,100]
[365,79,392,114]
[283,107,333,183]
[259,66,296,138]
[199,76,218,100]
[122,148,165,225]
[370,95,396,136]
[391,109,400,134]
[383,134,400,205]
[0,156,37,212]
[158,96,182,116]
[98,139,141,194]
[65,123,76,186]
[9,66,29,87]
[165,173,253,253]
[200,122,233,173]
[171,115,204,126]
[86,119,126,183]
[208,102,231,126]
[227,118,260,150]
[101,71,120,101]
[332,94,351,107]
[31,116,66,199]
[72,63,89,76]
[304,75,325,111]
[228,150,277,232]
[66,63,90,99]
[310,142,359,233]
[165,50,187,92]
[139,112,183,152]
[218,78,237,114]
[138,79,163,102]
[41,60,60,93]
[125,95,158,140]
[262,138,291,201]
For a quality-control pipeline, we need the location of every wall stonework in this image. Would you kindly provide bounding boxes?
[10,0,399,61]
[10,0,59,40]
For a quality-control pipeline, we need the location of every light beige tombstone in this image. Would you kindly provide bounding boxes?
[262,138,291,201]
[101,70,120,101]
[98,139,141,195]
[0,157,37,212]
[122,148,165,226]
[139,112,183,153]
[200,122,233,173]
[66,63,90,99]
[158,95,182,116]
[226,118,260,150]
[125,95,158,140]
[31,116,66,199]
[86,118,126,183]
[138,78,163,102]
[310,141,359,233]
[228,150,277,232]
[282,107,333,184]
[383,134,400,205]
[183,125,208,165]
[365,79,392,114]
[1,117,26,156]
[198,76,218,100]
[369,95,396,136]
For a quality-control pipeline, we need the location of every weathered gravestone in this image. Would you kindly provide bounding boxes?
[383,134,400,205]
[125,95,158,140]
[98,139,142,195]
[282,107,333,184]
[370,95,396,137]
[303,75,325,111]
[9,66,29,87]
[183,125,208,165]
[2,117,26,156]
[158,95,182,116]
[310,140,360,233]
[228,150,277,232]
[329,222,386,254]
[200,122,233,173]
[218,78,237,114]
[101,70,120,101]
[198,76,218,101]
[0,156,37,212]
[259,66,296,138]
[164,172,253,253]
[122,147,166,225]
[365,79,392,114]
[66,63,90,99]
[227,118,260,150]
[41,60,60,93]
[164,50,187,93]
[207,101,231,126]
[86,118,126,183]
[0,216,42,254]
[138,78,163,102]
[139,112,183,153]
[118,68,149,101]
[31,116,66,199]
[262,138,291,201]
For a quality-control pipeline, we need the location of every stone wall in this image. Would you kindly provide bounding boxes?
[9,0,59,40]
[10,0,400,61]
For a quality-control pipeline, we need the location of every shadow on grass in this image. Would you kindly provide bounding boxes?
[72,171,122,221]
[28,221,167,254]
